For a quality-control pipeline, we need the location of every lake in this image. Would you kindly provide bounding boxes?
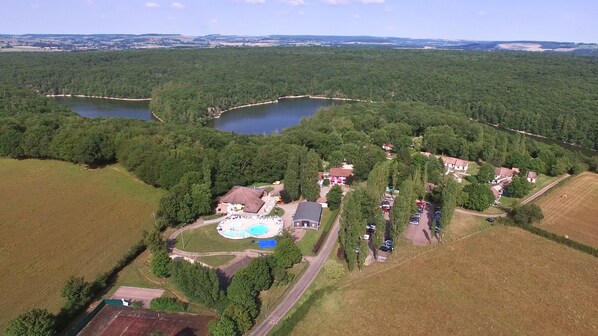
[208,97,337,134]
[51,97,153,121]
[53,96,337,134]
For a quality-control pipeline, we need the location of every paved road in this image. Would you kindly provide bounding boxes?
[248,206,343,336]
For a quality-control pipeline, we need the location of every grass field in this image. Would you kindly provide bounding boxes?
[0,159,164,330]
[290,226,598,335]
[535,172,598,249]
[175,224,273,252]
[197,255,236,267]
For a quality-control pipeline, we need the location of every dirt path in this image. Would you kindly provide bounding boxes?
[522,173,570,204]
[248,205,343,336]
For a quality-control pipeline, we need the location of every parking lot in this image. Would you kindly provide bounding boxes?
[404,203,440,246]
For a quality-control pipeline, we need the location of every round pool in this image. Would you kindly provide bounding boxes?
[217,215,283,240]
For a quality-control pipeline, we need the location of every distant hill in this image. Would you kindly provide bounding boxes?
[0,34,596,54]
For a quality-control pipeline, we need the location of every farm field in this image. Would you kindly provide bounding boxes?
[0,159,164,330]
[290,226,598,336]
[535,172,598,248]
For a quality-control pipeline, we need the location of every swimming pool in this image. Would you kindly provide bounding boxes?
[217,215,283,240]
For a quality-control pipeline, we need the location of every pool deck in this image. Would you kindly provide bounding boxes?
[217,215,283,240]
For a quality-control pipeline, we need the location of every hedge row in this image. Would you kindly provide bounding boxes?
[510,223,598,258]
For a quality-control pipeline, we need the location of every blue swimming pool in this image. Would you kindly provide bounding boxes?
[248,224,269,236]
[222,223,270,238]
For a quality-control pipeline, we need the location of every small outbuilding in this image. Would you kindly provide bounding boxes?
[293,202,323,230]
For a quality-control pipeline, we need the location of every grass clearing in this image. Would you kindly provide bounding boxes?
[175,224,273,252]
[107,250,216,315]
[535,172,598,249]
[0,159,164,330]
[197,255,236,267]
[296,208,338,256]
[291,226,598,336]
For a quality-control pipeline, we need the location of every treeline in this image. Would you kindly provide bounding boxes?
[1,48,597,149]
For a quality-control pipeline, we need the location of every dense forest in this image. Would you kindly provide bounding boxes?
[1,86,596,228]
[0,48,596,149]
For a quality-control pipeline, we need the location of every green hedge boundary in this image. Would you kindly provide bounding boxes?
[509,222,598,258]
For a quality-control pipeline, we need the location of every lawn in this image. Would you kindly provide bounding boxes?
[197,255,236,267]
[175,224,273,252]
[535,172,598,249]
[0,159,164,330]
[296,208,339,256]
[290,226,598,336]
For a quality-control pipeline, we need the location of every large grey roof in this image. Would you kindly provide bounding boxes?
[294,202,322,223]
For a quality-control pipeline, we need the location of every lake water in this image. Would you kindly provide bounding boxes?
[208,97,337,134]
[52,97,153,121]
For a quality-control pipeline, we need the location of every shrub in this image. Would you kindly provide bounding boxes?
[149,297,188,312]
[5,309,56,336]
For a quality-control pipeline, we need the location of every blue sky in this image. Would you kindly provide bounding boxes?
[1,0,596,42]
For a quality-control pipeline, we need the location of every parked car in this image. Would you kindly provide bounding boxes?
[380,201,391,210]
[366,224,376,231]
[384,239,393,246]
[486,217,495,223]
[413,213,421,218]
[363,234,370,240]
[409,218,419,225]
[380,245,393,252]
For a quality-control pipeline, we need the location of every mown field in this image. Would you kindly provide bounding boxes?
[535,173,598,249]
[290,226,598,335]
[0,159,164,330]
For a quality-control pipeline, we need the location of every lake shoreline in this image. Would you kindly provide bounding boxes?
[215,95,368,118]
[46,94,151,102]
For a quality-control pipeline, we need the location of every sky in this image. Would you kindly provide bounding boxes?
[0,0,597,42]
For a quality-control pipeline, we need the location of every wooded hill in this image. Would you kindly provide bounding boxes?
[0,48,596,149]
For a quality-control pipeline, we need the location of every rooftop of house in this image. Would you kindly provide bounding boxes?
[495,167,520,177]
[441,156,469,167]
[219,186,265,213]
[294,201,323,223]
[330,167,353,177]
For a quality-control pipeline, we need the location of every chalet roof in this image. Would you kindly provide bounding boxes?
[441,156,469,167]
[527,171,538,179]
[219,186,265,213]
[294,202,322,223]
[330,167,353,178]
[495,167,520,177]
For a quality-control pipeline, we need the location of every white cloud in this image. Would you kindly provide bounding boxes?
[476,10,487,16]
[298,10,305,15]
[245,0,265,3]
[321,0,350,4]
[353,13,360,19]
[281,0,306,5]
[145,2,160,8]
[30,3,40,9]
[359,0,384,3]
[171,2,185,9]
